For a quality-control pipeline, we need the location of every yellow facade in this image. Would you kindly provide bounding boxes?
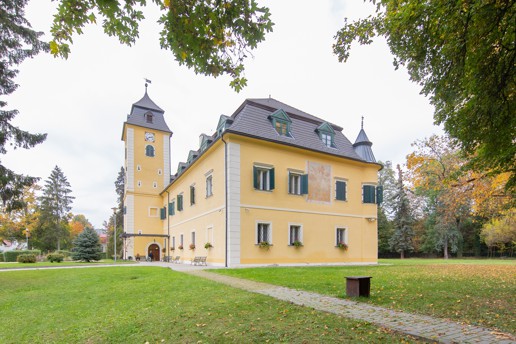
[122,95,381,266]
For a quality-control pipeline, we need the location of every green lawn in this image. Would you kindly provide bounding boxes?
[214,258,516,334]
[0,260,136,269]
[0,267,422,343]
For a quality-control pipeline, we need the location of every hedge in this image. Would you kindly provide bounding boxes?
[3,250,42,262]
[17,254,37,263]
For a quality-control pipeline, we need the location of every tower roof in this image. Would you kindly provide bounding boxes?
[131,90,164,113]
[353,127,376,163]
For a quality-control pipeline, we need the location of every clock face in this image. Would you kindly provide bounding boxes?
[145,132,155,142]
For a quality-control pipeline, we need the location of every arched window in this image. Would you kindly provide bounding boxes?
[145,145,155,157]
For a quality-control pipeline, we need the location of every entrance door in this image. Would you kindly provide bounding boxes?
[148,244,160,261]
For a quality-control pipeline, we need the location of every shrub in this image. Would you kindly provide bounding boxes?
[47,253,64,263]
[204,242,213,249]
[72,228,103,262]
[4,250,41,262]
[56,250,72,258]
[17,254,37,263]
[0,252,4,262]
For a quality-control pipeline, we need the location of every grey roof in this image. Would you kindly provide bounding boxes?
[226,98,367,162]
[353,129,376,163]
[125,91,171,134]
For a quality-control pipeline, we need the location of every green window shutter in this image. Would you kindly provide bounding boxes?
[253,166,259,189]
[177,195,183,211]
[336,181,346,200]
[160,207,166,220]
[190,186,195,205]
[301,174,308,194]
[269,168,275,190]
[168,202,175,216]
[376,185,383,205]
[363,185,376,204]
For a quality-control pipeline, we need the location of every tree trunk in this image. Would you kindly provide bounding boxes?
[443,239,449,259]
[57,238,61,251]
[400,250,405,259]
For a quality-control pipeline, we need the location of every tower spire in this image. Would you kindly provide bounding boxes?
[144,78,152,93]
[361,116,364,129]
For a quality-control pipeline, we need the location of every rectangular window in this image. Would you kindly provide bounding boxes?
[180,234,184,246]
[253,166,275,191]
[336,180,347,201]
[206,175,213,197]
[289,172,308,195]
[256,223,271,244]
[289,225,302,245]
[172,236,175,249]
[168,201,175,216]
[191,231,196,247]
[321,133,333,147]
[363,185,376,204]
[275,121,287,135]
[336,228,346,246]
[190,185,196,205]
[177,194,183,211]
[206,226,213,244]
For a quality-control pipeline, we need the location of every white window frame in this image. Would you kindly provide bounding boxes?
[153,181,158,188]
[321,132,332,147]
[206,174,213,198]
[335,227,348,246]
[256,168,270,191]
[288,223,303,245]
[191,231,196,247]
[137,180,142,187]
[289,172,302,195]
[206,226,214,245]
[158,169,162,175]
[137,165,141,171]
[148,207,158,218]
[335,178,348,201]
[256,221,272,245]
[138,230,142,235]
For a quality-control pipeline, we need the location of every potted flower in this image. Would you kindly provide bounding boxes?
[170,246,175,251]
[189,243,196,250]
[258,241,271,250]
[337,242,348,250]
[292,240,303,248]
[204,242,213,249]
[178,244,184,250]
[162,248,166,253]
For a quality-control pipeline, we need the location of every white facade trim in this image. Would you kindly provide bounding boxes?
[127,128,134,190]
[227,142,241,266]
[125,194,135,258]
[163,134,170,187]
[168,206,224,228]
[240,204,376,220]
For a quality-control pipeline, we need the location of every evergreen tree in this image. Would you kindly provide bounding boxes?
[72,227,102,262]
[37,166,74,250]
[389,165,414,258]
[0,0,48,212]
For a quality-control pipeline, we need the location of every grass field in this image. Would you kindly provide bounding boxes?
[0,267,421,343]
[214,258,516,334]
[0,260,135,269]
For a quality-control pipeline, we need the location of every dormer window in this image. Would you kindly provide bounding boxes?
[145,113,154,124]
[269,109,292,137]
[316,122,336,148]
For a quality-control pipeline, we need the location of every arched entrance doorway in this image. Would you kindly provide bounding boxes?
[148,244,160,261]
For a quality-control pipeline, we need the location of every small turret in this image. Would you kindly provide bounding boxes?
[353,117,376,163]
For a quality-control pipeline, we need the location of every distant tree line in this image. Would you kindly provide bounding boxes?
[379,135,515,259]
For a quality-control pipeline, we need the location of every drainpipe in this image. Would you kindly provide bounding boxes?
[221,135,228,268]
[166,190,170,260]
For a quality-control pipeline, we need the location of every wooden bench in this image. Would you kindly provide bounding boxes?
[172,256,181,264]
[191,256,207,266]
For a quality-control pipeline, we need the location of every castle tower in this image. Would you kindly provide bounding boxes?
[121,86,172,260]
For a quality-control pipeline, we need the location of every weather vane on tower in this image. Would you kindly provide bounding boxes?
[144,78,152,91]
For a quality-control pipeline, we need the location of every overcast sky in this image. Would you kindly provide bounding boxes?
[6,0,441,228]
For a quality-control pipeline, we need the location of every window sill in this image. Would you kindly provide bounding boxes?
[254,189,273,193]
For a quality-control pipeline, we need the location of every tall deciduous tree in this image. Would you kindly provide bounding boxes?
[334,0,516,189]
[0,0,47,212]
[377,161,396,254]
[50,0,273,91]
[69,214,93,240]
[389,164,414,258]
[37,166,74,250]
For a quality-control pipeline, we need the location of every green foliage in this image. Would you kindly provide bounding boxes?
[50,0,273,92]
[258,241,270,249]
[334,0,516,190]
[36,166,74,251]
[292,240,303,248]
[3,250,41,262]
[481,208,516,253]
[16,254,36,263]
[0,0,48,212]
[55,250,71,258]
[389,165,414,258]
[46,253,64,263]
[0,252,4,262]
[204,242,213,249]
[72,228,102,262]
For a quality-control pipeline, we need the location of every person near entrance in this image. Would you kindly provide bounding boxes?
[148,251,153,262]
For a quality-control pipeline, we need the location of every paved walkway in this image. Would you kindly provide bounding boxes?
[182,269,515,344]
[3,261,514,343]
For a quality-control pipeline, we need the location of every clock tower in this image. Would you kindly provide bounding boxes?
[121,87,172,260]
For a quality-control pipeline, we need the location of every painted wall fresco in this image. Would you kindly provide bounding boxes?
[307,161,331,203]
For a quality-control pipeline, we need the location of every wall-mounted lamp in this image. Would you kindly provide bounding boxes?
[366,217,377,222]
